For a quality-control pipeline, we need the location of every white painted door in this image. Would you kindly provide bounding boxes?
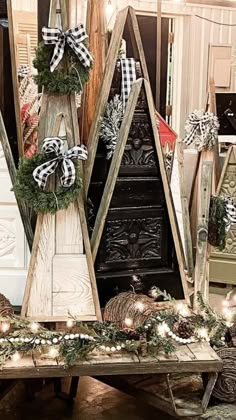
[0,143,29,306]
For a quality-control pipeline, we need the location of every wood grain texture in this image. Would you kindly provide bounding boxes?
[193,162,213,309]
[91,79,143,261]
[84,6,151,195]
[55,203,83,254]
[143,79,190,304]
[0,112,34,249]
[26,213,55,317]
[53,292,95,316]
[7,0,24,157]
[81,0,107,144]
[171,140,194,276]
[53,254,91,292]
[0,341,222,380]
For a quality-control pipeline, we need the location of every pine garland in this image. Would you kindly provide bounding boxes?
[208,196,227,251]
[0,292,229,367]
[33,42,91,94]
[13,153,82,214]
[99,95,123,159]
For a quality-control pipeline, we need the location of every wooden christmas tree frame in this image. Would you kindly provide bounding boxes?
[90,77,190,304]
[84,6,150,195]
[21,0,101,321]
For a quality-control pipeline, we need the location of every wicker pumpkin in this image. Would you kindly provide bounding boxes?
[0,293,14,317]
[212,347,236,403]
[104,291,173,328]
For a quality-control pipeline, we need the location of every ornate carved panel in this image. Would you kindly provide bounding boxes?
[0,206,26,268]
[122,121,155,168]
[220,166,236,199]
[105,216,162,262]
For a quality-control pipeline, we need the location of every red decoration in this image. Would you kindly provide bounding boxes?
[156,111,177,150]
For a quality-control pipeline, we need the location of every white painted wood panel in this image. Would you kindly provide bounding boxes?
[0,144,29,305]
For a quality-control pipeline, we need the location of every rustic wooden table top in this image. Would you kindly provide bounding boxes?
[0,342,222,379]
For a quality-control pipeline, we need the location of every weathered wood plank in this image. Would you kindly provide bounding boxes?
[143,79,190,304]
[81,0,107,144]
[25,213,55,317]
[176,140,194,276]
[55,203,83,254]
[7,0,24,157]
[193,162,213,309]
[90,78,143,261]
[84,6,150,195]
[0,356,222,380]
[174,344,197,362]
[187,342,220,361]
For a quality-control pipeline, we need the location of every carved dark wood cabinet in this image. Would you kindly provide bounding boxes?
[87,62,184,307]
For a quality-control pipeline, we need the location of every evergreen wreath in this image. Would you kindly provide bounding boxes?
[208,196,227,251]
[99,95,124,159]
[33,42,92,94]
[13,153,82,214]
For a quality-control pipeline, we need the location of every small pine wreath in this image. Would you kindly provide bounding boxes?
[33,42,92,94]
[13,153,82,214]
[208,196,227,251]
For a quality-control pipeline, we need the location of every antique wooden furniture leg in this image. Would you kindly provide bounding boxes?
[54,377,80,404]
[201,372,218,411]
[164,371,218,417]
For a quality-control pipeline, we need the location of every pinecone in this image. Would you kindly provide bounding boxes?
[123,329,141,341]
[175,321,194,339]
[0,293,13,317]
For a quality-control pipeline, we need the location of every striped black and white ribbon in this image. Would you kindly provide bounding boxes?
[184,110,219,151]
[42,24,93,72]
[33,137,87,189]
[120,58,136,107]
[224,197,236,232]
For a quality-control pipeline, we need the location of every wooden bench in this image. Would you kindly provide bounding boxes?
[0,341,222,417]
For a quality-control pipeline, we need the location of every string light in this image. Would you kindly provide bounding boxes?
[106,0,114,19]
[66,319,75,328]
[124,318,133,328]
[176,302,190,317]
[12,352,21,362]
[157,322,170,337]
[1,322,10,333]
[197,327,210,341]
[134,301,145,312]
[30,322,39,333]
[48,347,59,358]
[223,307,233,321]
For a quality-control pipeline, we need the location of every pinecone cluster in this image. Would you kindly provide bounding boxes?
[174,320,194,339]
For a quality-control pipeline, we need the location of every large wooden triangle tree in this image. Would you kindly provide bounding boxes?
[21,0,101,321]
[84,6,150,194]
[90,77,189,303]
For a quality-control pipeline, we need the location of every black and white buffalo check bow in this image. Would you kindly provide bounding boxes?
[184,111,212,146]
[120,58,136,107]
[224,197,236,232]
[42,24,93,72]
[33,137,88,189]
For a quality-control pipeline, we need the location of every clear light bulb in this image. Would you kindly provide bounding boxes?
[106,0,114,19]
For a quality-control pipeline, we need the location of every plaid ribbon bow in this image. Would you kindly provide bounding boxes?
[224,197,236,232]
[42,24,93,72]
[33,137,88,189]
[184,112,212,146]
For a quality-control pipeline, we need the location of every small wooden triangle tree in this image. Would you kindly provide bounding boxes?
[21,0,101,321]
[84,6,150,195]
[90,78,190,304]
